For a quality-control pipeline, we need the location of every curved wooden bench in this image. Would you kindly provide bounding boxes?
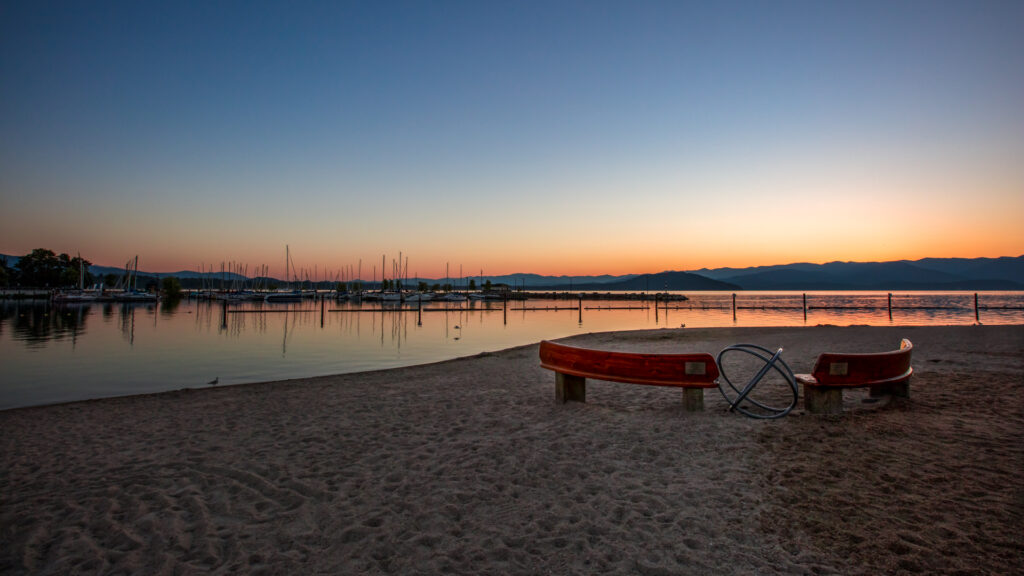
[539,340,720,411]
[795,339,914,414]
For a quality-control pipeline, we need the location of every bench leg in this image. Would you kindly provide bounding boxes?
[804,386,843,414]
[555,373,586,403]
[870,380,910,399]
[682,388,704,412]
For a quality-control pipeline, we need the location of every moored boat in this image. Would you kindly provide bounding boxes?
[112,290,158,303]
[404,292,434,303]
[265,290,303,302]
[437,292,467,302]
[52,252,101,302]
[52,290,100,303]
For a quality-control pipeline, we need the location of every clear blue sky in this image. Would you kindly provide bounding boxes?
[2,0,1022,275]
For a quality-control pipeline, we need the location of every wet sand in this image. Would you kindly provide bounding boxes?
[2,325,1022,574]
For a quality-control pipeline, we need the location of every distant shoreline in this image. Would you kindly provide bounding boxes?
[4,287,1024,301]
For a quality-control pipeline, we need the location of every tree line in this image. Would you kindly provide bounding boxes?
[1,248,94,289]
[0,248,165,292]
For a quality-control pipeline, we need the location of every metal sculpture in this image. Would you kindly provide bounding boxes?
[716,343,798,419]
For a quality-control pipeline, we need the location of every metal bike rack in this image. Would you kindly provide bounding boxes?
[716,343,799,419]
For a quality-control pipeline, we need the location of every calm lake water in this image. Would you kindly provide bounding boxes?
[2,291,1022,410]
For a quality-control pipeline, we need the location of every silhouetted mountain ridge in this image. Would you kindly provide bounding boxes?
[530,271,740,291]
[691,256,1024,290]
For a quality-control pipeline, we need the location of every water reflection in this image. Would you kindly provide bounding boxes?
[2,292,1022,410]
[160,297,183,316]
[1,302,94,347]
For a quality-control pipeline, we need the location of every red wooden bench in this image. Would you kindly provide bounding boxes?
[538,340,720,411]
[795,339,914,414]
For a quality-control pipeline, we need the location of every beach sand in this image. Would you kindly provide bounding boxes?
[2,325,1022,574]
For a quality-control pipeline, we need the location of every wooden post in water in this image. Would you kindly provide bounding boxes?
[320,297,325,327]
[802,293,807,321]
[975,293,979,322]
[417,296,422,326]
[221,300,227,329]
[888,293,892,319]
[503,295,507,325]
[578,295,582,324]
[732,293,737,320]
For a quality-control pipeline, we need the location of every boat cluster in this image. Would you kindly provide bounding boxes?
[184,289,509,303]
[52,255,157,303]
[348,290,505,303]
[51,288,157,303]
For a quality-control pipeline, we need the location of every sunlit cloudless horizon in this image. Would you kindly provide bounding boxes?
[2,0,1022,277]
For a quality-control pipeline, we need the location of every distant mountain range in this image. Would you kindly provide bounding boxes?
[2,253,1022,290]
[691,256,1024,290]
[526,271,740,291]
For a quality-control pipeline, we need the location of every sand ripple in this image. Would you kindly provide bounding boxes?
[2,325,1022,574]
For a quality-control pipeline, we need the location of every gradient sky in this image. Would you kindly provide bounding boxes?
[2,0,1022,278]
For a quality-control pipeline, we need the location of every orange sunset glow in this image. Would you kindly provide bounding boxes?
[1,2,1021,278]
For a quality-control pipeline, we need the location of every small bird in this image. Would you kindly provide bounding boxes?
[208,377,219,385]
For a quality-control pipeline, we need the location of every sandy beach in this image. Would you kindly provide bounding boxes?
[2,325,1022,575]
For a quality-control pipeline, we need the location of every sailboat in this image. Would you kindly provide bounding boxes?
[376,254,402,301]
[265,246,303,302]
[53,252,99,303]
[112,256,157,302]
[437,262,466,301]
[437,291,466,302]
[404,292,434,303]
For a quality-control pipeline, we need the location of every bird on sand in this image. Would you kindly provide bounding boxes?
[208,377,218,385]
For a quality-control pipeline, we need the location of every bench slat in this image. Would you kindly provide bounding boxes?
[539,340,719,388]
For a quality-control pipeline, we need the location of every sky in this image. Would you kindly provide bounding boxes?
[1,0,1022,278]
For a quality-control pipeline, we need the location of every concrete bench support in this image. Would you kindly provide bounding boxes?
[803,386,844,415]
[682,388,704,412]
[555,373,586,403]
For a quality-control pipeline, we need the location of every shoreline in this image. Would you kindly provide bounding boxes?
[2,325,1023,574]
[3,322,1021,414]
